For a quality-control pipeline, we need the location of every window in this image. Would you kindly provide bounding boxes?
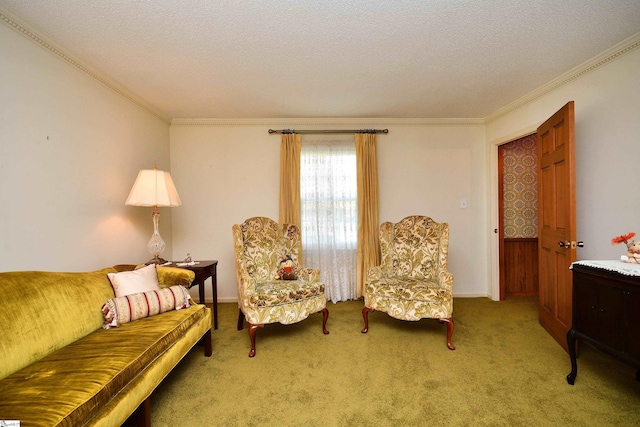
[300,135,357,302]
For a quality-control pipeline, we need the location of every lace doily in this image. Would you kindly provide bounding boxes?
[570,260,640,277]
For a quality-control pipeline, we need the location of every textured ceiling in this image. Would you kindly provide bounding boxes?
[2,1,640,120]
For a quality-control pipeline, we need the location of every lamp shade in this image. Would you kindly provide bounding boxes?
[125,169,182,207]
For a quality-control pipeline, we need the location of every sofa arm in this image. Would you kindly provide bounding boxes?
[156,266,195,289]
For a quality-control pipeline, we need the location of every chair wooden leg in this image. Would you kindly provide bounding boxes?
[237,308,245,331]
[248,323,264,357]
[439,317,455,350]
[361,306,374,333]
[320,307,330,334]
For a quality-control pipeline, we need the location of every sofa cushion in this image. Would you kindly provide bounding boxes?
[107,263,160,297]
[102,285,191,328]
[0,303,209,426]
[250,280,325,307]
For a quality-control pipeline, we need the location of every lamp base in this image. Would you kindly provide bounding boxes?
[145,256,168,265]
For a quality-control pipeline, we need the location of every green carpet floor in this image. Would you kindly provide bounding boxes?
[148,298,640,426]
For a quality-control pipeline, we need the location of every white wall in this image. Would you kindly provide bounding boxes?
[378,125,488,297]
[169,124,280,303]
[0,22,172,272]
[486,45,640,265]
[170,122,489,302]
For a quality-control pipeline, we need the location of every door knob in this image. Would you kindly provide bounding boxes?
[558,241,584,249]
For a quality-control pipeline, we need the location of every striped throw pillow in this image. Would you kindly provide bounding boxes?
[101,285,191,329]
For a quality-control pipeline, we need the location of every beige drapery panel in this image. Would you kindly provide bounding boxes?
[355,133,380,298]
[279,133,301,227]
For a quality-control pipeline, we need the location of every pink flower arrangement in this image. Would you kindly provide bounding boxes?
[611,232,636,246]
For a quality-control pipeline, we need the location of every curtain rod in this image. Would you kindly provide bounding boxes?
[268,129,389,135]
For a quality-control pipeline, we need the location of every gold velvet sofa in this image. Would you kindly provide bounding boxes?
[0,265,212,426]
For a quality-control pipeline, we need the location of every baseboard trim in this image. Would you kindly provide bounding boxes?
[453,292,491,298]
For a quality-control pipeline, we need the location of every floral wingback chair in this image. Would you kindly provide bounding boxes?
[361,215,455,350]
[232,217,329,357]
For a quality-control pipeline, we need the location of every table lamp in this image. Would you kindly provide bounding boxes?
[126,167,182,264]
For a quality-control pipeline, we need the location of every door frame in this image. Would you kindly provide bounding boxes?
[489,126,538,301]
[497,133,538,300]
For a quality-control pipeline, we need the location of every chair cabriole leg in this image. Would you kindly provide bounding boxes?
[248,323,263,357]
[361,306,374,333]
[439,317,455,350]
[320,307,330,334]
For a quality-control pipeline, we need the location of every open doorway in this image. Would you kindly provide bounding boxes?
[498,134,539,300]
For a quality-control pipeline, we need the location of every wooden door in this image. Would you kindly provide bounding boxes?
[537,101,576,353]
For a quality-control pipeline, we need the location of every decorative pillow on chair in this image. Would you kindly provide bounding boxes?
[277,255,298,280]
[107,263,160,297]
[101,285,191,329]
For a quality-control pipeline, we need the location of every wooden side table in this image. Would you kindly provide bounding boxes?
[169,260,219,330]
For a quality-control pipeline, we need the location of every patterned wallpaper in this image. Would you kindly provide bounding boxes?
[503,135,538,238]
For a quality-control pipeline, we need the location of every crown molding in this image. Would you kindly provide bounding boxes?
[484,31,640,123]
[171,117,485,126]
[0,5,172,124]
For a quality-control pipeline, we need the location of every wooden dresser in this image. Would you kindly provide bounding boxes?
[566,261,640,384]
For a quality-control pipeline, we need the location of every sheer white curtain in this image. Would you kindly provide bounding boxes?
[300,135,357,302]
